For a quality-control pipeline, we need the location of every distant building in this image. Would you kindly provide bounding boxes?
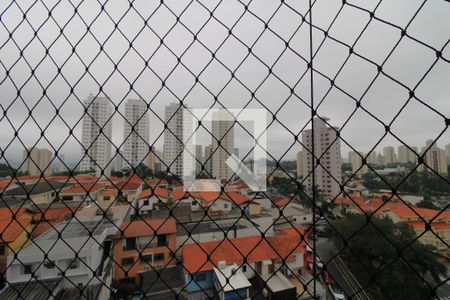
[212,110,235,181]
[163,103,194,177]
[348,151,368,175]
[383,146,397,165]
[366,151,378,166]
[195,145,203,177]
[114,151,124,172]
[80,95,113,177]
[397,145,417,164]
[377,153,385,166]
[419,140,448,175]
[21,147,53,176]
[296,151,303,178]
[122,99,150,169]
[147,146,156,173]
[301,117,342,198]
[56,153,66,174]
[234,148,239,159]
[204,144,213,177]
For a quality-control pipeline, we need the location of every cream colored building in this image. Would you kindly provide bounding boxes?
[348,151,368,175]
[147,146,156,173]
[397,145,417,164]
[211,111,235,181]
[383,146,396,165]
[301,117,342,198]
[21,147,53,176]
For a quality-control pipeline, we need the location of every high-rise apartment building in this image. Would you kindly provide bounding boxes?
[383,146,397,165]
[397,145,417,164]
[366,151,378,165]
[419,140,448,175]
[56,153,66,174]
[296,151,303,178]
[211,111,235,181]
[122,99,150,169]
[301,117,342,198]
[204,144,213,177]
[21,147,53,176]
[348,151,368,175]
[195,145,203,177]
[147,146,156,173]
[163,103,193,177]
[80,95,113,177]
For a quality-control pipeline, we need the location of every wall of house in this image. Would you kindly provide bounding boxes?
[113,233,177,282]
[185,271,214,293]
[30,192,55,204]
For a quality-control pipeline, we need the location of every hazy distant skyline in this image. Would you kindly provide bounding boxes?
[0,0,449,167]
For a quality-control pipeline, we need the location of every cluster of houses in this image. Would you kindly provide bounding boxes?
[0,174,319,300]
[335,190,450,252]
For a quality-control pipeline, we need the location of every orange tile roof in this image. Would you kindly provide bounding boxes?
[137,187,187,201]
[0,208,32,221]
[44,176,70,182]
[146,179,169,187]
[0,218,31,243]
[99,189,119,196]
[274,199,290,207]
[183,227,306,274]
[60,183,104,194]
[113,180,142,191]
[0,179,15,191]
[118,218,176,238]
[98,177,122,184]
[16,175,41,181]
[190,191,250,206]
[403,221,450,231]
[32,207,78,238]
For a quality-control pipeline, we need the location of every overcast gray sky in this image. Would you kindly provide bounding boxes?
[0,0,449,166]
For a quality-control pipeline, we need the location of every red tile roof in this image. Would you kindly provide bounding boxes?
[0,179,15,191]
[60,183,104,194]
[146,179,169,187]
[183,227,306,274]
[403,221,450,231]
[137,187,187,201]
[190,191,250,206]
[113,180,142,191]
[32,207,78,238]
[0,218,31,243]
[16,175,41,182]
[118,218,176,238]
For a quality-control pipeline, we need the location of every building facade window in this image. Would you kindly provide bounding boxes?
[121,257,134,266]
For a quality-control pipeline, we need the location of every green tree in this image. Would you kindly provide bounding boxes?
[328,213,446,300]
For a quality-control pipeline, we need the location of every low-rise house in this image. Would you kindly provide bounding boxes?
[0,208,36,289]
[113,218,177,288]
[59,183,104,202]
[182,227,306,300]
[2,204,129,299]
[0,179,17,192]
[187,191,251,213]
[3,181,68,205]
[135,187,186,215]
[404,221,450,250]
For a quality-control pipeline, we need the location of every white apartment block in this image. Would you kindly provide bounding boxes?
[163,103,194,177]
[122,99,150,169]
[301,117,342,198]
[348,151,368,175]
[366,151,378,165]
[383,146,397,165]
[80,96,113,177]
[21,147,53,176]
[211,111,235,181]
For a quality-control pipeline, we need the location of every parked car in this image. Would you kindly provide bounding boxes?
[328,283,346,300]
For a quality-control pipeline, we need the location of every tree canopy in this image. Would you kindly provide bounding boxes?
[327,213,446,300]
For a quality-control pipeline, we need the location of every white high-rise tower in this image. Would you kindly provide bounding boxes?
[122,99,150,169]
[80,95,113,177]
[302,117,342,198]
[211,110,235,181]
[163,103,193,177]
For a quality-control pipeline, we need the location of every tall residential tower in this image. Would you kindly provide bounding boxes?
[80,95,113,177]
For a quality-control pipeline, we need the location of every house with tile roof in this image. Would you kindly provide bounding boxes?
[182,227,306,298]
[113,218,177,288]
[58,182,105,202]
[0,208,36,288]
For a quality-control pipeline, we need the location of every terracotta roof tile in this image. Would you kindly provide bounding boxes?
[118,218,176,238]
